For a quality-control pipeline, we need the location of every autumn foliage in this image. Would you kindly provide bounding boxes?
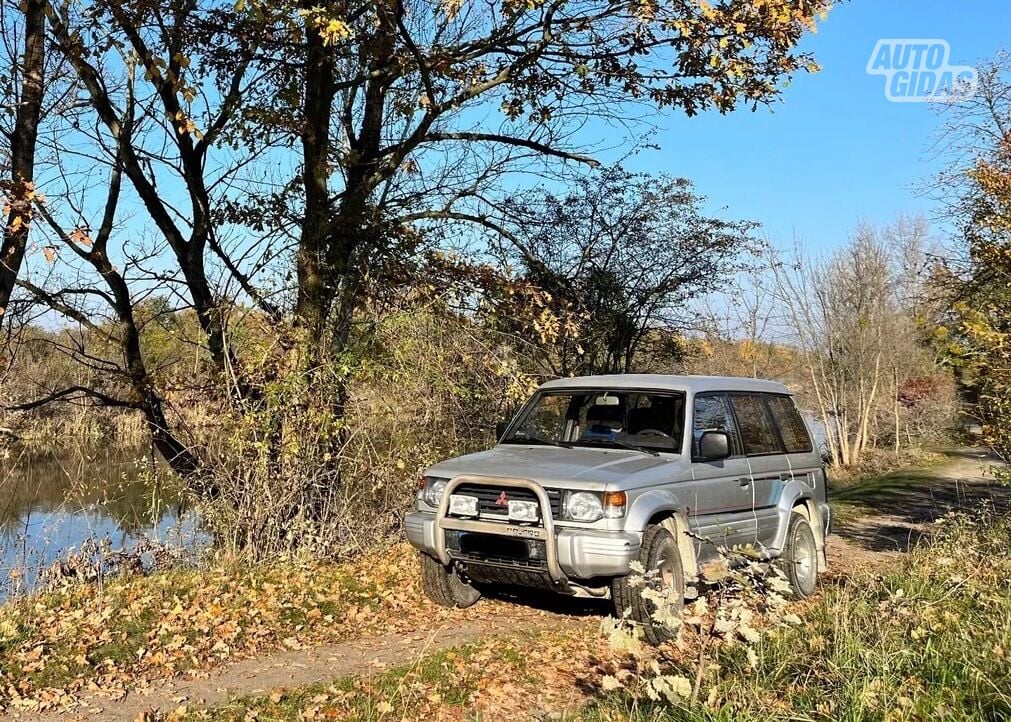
[939,61,1011,476]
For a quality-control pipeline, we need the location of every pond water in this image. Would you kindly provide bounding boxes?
[0,446,203,600]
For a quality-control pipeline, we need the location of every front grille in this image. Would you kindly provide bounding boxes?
[452,483,561,518]
[455,553,548,570]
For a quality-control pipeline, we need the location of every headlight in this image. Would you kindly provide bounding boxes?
[421,477,448,507]
[564,491,604,522]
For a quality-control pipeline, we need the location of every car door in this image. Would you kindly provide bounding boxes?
[688,393,755,553]
[728,393,789,547]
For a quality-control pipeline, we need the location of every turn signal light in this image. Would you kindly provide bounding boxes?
[603,491,627,508]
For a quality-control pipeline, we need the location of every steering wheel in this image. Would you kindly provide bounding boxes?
[636,428,672,439]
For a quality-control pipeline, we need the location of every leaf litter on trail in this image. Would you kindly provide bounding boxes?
[195,627,609,722]
[0,543,483,713]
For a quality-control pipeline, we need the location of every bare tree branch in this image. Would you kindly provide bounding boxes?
[9,384,140,411]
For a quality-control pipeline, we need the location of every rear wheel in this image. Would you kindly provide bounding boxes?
[612,524,685,645]
[778,512,818,597]
[420,553,481,608]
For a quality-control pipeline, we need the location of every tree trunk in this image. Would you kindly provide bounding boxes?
[807,354,839,465]
[855,350,883,463]
[893,366,901,454]
[295,14,335,353]
[0,0,45,316]
[103,254,207,487]
[295,6,395,372]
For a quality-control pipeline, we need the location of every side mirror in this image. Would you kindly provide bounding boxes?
[495,421,509,442]
[698,430,730,461]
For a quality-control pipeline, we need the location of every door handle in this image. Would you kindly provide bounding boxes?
[738,477,751,487]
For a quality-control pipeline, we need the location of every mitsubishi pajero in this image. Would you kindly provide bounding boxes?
[405,375,830,643]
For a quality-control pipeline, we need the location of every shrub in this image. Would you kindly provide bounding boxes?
[198,308,533,561]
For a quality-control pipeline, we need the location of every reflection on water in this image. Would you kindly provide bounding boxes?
[0,446,204,600]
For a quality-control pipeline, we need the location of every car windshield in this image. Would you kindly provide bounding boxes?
[502,389,685,453]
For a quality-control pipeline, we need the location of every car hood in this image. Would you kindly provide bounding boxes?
[424,444,684,490]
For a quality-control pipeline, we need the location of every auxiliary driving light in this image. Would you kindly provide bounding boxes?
[449,494,479,517]
[507,499,539,523]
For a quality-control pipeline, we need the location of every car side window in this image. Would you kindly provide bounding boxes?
[692,394,741,456]
[766,395,814,453]
[729,394,785,456]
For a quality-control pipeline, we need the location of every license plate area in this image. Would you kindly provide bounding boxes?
[446,531,546,565]
[464,532,527,559]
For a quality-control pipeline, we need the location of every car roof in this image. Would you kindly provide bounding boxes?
[537,374,792,395]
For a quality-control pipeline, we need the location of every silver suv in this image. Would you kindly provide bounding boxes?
[406,374,830,643]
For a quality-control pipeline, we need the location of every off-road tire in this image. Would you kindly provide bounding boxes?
[612,524,685,646]
[778,512,818,598]
[420,553,481,608]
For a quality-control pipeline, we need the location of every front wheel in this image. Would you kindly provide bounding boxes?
[778,512,819,598]
[419,553,481,608]
[612,524,685,645]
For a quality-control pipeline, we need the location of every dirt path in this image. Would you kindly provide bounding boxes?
[11,448,1004,721]
[827,448,1006,570]
[10,601,600,722]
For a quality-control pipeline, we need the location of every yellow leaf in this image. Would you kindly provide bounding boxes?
[70,227,92,246]
[601,674,622,691]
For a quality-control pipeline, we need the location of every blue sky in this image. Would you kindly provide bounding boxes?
[615,0,1010,251]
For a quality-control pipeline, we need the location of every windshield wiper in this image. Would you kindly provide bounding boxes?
[504,434,574,449]
[576,438,660,457]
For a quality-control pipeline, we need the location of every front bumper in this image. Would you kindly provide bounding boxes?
[405,510,641,581]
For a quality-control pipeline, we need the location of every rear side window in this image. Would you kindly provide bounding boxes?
[766,395,814,453]
[692,394,741,456]
[729,394,785,456]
